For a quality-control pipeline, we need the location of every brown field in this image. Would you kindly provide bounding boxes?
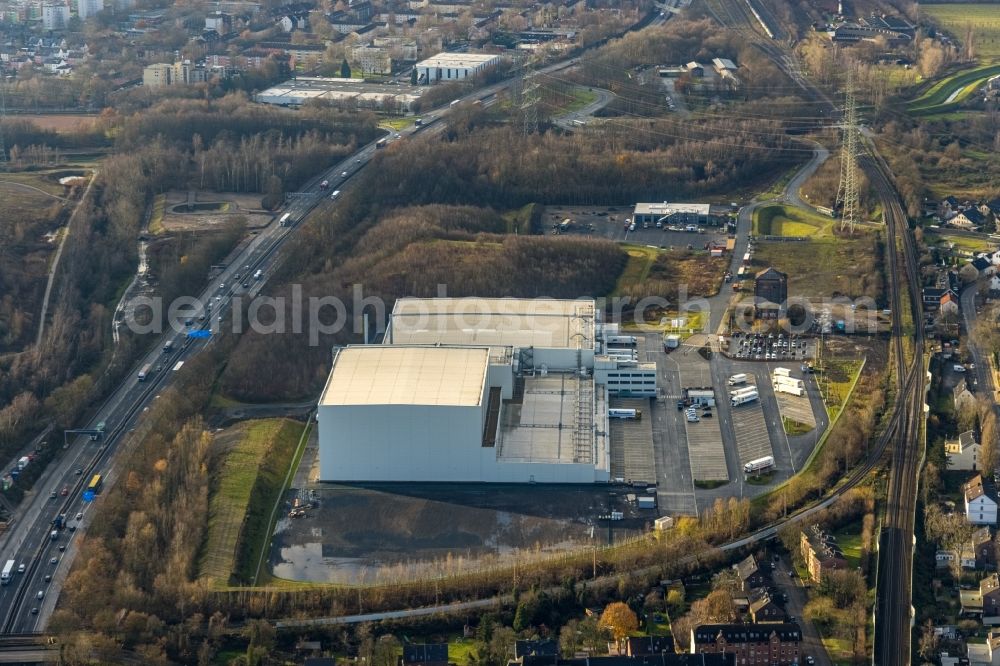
[12,114,100,133]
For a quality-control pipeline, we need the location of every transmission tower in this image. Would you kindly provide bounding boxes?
[835,71,861,234]
[0,76,7,170]
[520,68,540,136]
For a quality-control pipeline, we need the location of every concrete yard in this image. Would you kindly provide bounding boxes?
[271,481,645,585]
[685,415,730,482]
[774,390,817,429]
[609,398,656,483]
[728,379,775,467]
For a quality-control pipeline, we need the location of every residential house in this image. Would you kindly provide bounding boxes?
[937,549,957,568]
[971,526,995,570]
[991,275,1000,293]
[402,644,449,666]
[512,654,736,666]
[941,291,960,315]
[685,61,704,76]
[953,208,987,229]
[955,379,978,414]
[733,554,767,591]
[748,589,787,624]
[800,524,847,583]
[352,44,392,75]
[690,623,801,665]
[970,574,1000,626]
[972,256,997,277]
[965,474,998,526]
[966,629,1000,664]
[947,430,982,471]
[514,641,558,659]
[623,636,675,656]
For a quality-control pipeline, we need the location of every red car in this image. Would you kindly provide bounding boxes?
[60,486,68,496]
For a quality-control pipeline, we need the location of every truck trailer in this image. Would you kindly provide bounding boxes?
[728,373,748,386]
[773,383,805,397]
[744,455,775,474]
[605,335,638,346]
[0,560,13,585]
[730,387,759,406]
[608,408,642,419]
[772,367,792,378]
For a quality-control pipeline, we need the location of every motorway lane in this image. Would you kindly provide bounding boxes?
[0,49,606,631]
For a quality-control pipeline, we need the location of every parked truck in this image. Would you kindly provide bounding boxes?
[743,455,775,474]
[606,335,638,346]
[730,387,759,406]
[728,373,748,386]
[608,408,642,419]
[772,367,792,378]
[773,376,805,390]
[773,383,805,397]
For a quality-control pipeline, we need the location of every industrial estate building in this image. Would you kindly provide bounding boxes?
[317,298,657,483]
[631,202,713,226]
[254,77,422,110]
[414,52,501,84]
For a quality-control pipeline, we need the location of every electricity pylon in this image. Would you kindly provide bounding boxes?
[835,71,861,234]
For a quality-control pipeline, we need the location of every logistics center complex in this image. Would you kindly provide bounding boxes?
[317,298,657,483]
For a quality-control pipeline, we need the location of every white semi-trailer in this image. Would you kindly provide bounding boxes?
[730,387,759,406]
[743,456,775,474]
[773,383,805,397]
[608,408,642,419]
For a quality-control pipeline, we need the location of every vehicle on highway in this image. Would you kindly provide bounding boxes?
[414,118,423,126]
[330,190,341,200]
[219,283,225,290]
[1,560,14,585]
[87,475,103,495]
[137,363,153,381]
[17,563,25,574]
[49,557,57,565]
[44,574,51,582]
[319,180,329,189]
[163,340,173,353]
[58,545,65,552]
[60,486,68,496]
[75,512,83,520]
[375,138,388,149]
[341,171,348,178]
[75,468,82,475]
[30,608,37,615]
[36,590,43,600]
[49,491,56,499]
[50,530,58,540]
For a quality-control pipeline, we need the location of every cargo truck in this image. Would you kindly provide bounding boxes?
[773,376,805,389]
[137,363,153,381]
[163,340,173,353]
[606,335,638,346]
[730,387,759,406]
[728,373,748,386]
[608,408,642,419]
[773,367,792,378]
[743,455,775,474]
[773,383,805,396]
[1,560,13,585]
[17,456,29,470]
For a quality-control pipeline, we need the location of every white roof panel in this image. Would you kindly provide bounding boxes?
[321,345,488,407]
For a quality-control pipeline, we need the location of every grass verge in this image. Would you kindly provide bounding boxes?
[782,417,813,436]
[753,203,836,237]
[200,418,305,586]
[148,194,166,235]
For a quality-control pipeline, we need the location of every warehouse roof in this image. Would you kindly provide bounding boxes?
[389,298,596,350]
[415,52,500,68]
[633,202,711,216]
[320,345,488,407]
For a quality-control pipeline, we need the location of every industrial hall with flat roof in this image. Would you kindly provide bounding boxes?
[316,298,658,484]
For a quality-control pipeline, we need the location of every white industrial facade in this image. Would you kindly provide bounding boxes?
[318,298,651,484]
[414,52,501,84]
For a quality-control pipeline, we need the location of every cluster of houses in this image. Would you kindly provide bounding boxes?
[927,197,1000,232]
[0,35,85,76]
[824,12,915,45]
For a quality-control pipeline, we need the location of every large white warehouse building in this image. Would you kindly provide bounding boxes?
[317,298,655,484]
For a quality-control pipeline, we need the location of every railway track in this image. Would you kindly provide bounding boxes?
[698,0,928,657]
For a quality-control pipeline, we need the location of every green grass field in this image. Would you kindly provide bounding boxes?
[906,62,1000,115]
[831,526,864,569]
[922,4,1000,58]
[924,231,998,254]
[148,194,166,235]
[200,418,305,585]
[751,233,879,301]
[753,204,836,237]
[782,417,813,436]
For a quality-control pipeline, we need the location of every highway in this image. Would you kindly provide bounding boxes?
[0,136,381,633]
[0,8,679,634]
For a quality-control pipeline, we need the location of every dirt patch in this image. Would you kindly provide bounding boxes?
[13,114,99,133]
[271,484,648,584]
[160,191,274,232]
